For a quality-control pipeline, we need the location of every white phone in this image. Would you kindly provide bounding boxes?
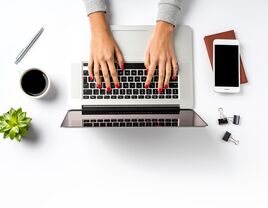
[213,39,240,93]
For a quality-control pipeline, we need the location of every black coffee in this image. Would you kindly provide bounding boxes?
[21,69,48,96]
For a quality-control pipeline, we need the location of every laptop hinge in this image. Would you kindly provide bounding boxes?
[82,105,180,115]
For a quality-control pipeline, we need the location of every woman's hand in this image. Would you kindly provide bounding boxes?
[88,12,124,92]
[144,21,178,93]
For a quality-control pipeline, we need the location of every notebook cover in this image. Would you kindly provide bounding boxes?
[204,30,248,84]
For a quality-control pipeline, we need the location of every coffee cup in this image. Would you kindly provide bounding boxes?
[19,68,50,99]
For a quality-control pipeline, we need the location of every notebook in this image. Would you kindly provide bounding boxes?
[204,30,248,84]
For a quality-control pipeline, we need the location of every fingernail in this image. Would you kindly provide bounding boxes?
[115,83,120,89]
[172,76,176,80]
[97,84,101,89]
[107,87,111,93]
[158,88,162,93]
[145,84,149,89]
[90,76,93,81]
[164,84,168,89]
[121,64,125,71]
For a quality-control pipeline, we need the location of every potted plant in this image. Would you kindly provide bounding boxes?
[0,108,32,142]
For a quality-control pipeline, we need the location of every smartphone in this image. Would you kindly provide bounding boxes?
[213,39,240,93]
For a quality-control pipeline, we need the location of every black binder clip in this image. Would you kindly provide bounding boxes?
[222,131,239,145]
[218,108,228,125]
[218,108,240,125]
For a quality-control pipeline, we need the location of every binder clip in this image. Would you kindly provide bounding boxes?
[218,108,240,125]
[222,131,239,145]
[218,108,228,125]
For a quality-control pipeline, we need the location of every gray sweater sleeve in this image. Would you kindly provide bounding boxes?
[157,0,183,26]
[82,0,182,26]
[82,0,107,15]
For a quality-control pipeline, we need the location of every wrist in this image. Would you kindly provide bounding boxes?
[155,21,174,34]
[89,12,110,35]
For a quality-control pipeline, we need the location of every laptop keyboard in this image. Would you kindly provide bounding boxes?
[82,63,180,100]
[83,118,178,127]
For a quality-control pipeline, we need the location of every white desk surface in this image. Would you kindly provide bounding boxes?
[0,0,267,207]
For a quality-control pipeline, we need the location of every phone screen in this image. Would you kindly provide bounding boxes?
[215,45,239,87]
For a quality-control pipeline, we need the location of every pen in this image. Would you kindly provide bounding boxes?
[15,27,44,65]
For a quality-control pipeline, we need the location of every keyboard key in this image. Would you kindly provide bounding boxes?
[107,123,113,127]
[145,95,151,99]
[83,96,89,99]
[125,70,130,75]
[83,77,87,84]
[120,123,126,127]
[131,70,137,75]
[138,95,144,99]
[90,96,96,99]
[127,89,132,94]
[150,83,155,88]
[166,89,172,94]
[130,83,135,88]
[166,95,172,99]
[172,95,179,99]
[138,70,143,75]
[153,89,158,94]
[170,83,178,88]
[111,119,117,122]
[93,89,99,95]
[146,123,152,127]
[133,89,139,95]
[135,77,140,82]
[94,123,99,127]
[118,70,123,76]
[128,77,134,82]
[131,95,138,99]
[146,89,152,94]
[133,123,139,127]
[159,95,165,99]
[140,89,145,94]
[125,95,130,99]
[83,70,88,75]
[139,122,145,127]
[152,95,158,99]
[100,89,106,94]
[83,89,92,95]
[123,83,129,88]
[113,89,119,94]
[97,96,103,99]
[121,76,127,82]
[141,76,146,82]
[118,95,123,99]
[84,83,89,88]
[173,89,178,94]
[100,123,106,127]
[120,89,125,94]
[111,95,117,99]
[126,123,132,127]
[136,83,142,88]
[104,95,110,99]
[104,119,110,122]
[90,83,95,88]
[113,123,119,127]
[84,123,92,127]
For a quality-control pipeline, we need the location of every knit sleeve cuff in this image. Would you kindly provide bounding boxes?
[82,0,107,15]
[157,0,183,26]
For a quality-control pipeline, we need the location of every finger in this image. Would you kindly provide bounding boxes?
[144,49,150,71]
[158,61,165,93]
[164,61,172,89]
[115,46,124,70]
[88,56,94,81]
[107,61,120,88]
[172,57,178,80]
[145,61,157,88]
[100,61,111,92]
[94,62,101,88]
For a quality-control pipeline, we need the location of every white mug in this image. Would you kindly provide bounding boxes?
[19,67,50,99]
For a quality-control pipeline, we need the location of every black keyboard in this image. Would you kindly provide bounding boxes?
[82,63,180,100]
[83,118,178,127]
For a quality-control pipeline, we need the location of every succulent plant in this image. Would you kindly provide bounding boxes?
[0,108,32,142]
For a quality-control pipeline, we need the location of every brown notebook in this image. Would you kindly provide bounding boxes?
[204,30,248,84]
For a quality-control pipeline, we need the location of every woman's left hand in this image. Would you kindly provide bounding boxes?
[144,21,178,93]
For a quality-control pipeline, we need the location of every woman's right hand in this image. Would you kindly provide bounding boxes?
[88,12,124,92]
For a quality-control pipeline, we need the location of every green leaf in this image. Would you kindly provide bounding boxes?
[3,131,9,139]
[11,126,19,134]
[23,117,32,124]
[16,108,22,115]
[18,122,27,128]
[15,134,22,142]
[3,112,11,121]
[1,124,11,132]
[18,112,26,122]
[0,116,4,121]
[20,128,28,137]
[9,108,16,115]
[9,129,16,139]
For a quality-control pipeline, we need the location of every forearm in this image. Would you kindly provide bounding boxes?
[157,0,183,26]
[89,12,110,35]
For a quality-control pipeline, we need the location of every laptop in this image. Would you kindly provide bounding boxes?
[61,25,207,127]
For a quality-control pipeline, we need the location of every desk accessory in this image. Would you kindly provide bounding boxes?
[15,27,44,65]
[222,131,239,145]
[218,108,240,125]
[19,68,50,99]
[0,108,32,142]
[204,30,248,84]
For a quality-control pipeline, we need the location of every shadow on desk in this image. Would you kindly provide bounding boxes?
[89,128,229,173]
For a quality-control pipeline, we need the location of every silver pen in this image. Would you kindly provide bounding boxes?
[15,27,44,65]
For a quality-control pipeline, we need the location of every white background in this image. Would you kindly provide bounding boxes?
[0,0,268,207]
